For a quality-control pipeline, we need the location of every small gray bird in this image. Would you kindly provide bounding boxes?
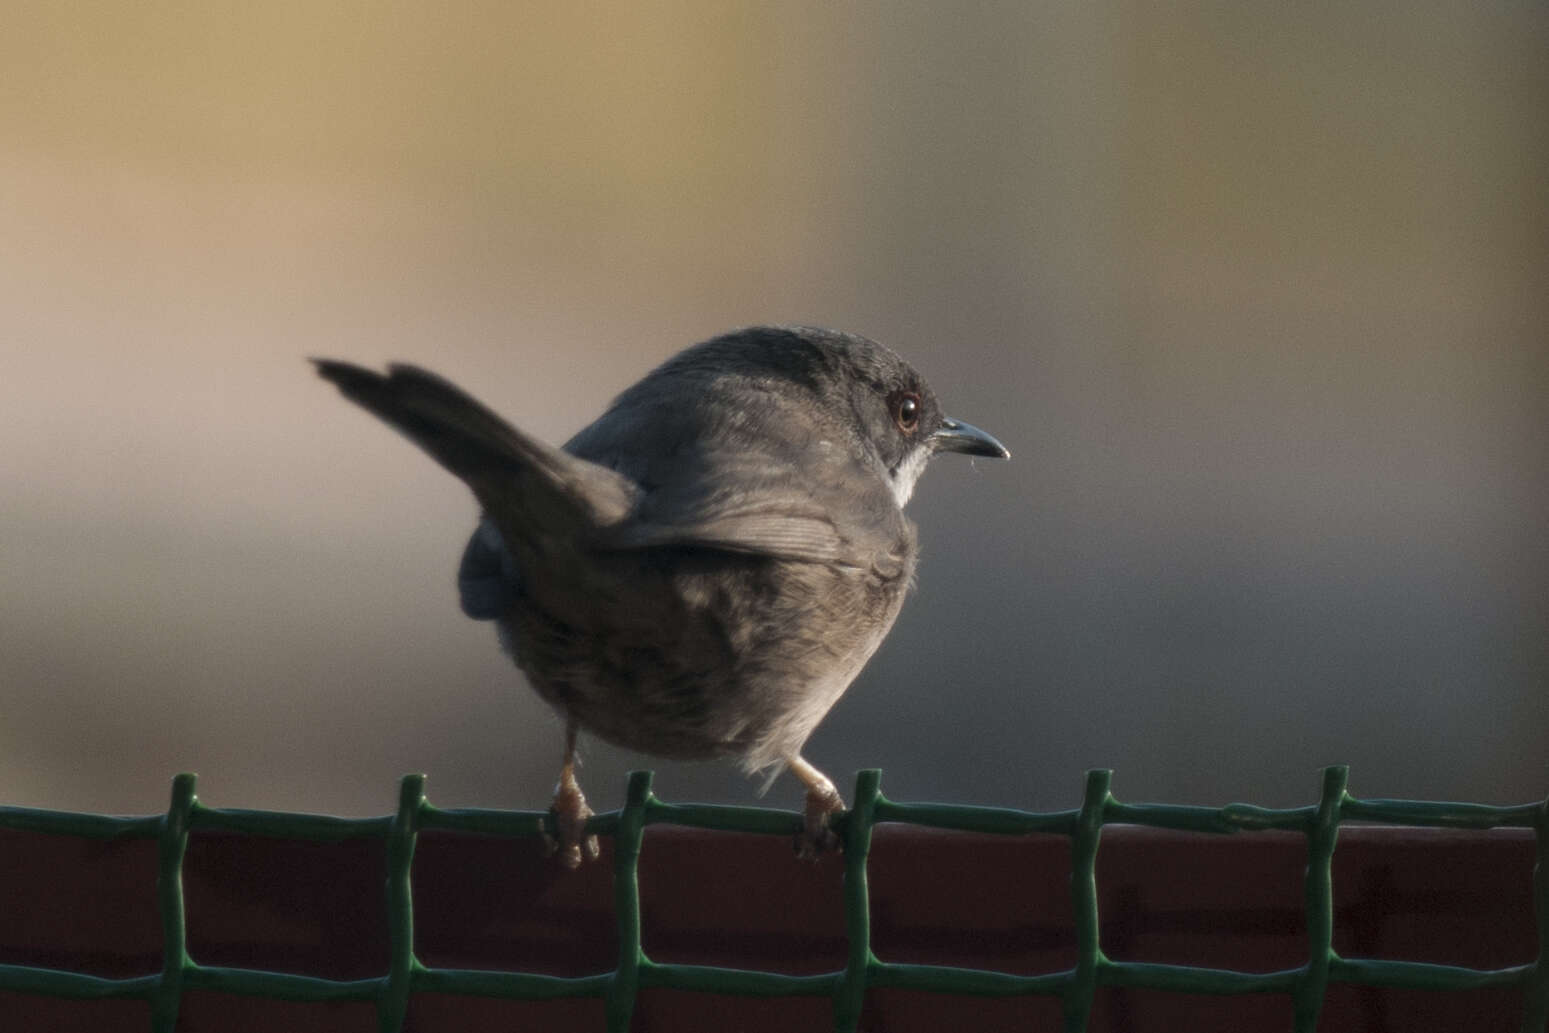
[314,326,1007,864]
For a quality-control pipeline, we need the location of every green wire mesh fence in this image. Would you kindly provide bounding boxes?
[1,766,1545,1032]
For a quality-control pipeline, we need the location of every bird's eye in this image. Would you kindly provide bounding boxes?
[893,392,921,433]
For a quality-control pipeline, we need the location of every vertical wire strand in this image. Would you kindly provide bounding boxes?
[1293,765,1347,1032]
[1522,794,1549,1033]
[1064,769,1111,1033]
[379,774,425,1033]
[150,773,196,1033]
[606,771,652,1032]
[834,769,882,1033]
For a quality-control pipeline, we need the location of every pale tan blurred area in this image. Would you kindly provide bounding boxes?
[2,4,1544,816]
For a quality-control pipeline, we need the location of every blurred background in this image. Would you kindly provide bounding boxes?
[2,4,1544,818]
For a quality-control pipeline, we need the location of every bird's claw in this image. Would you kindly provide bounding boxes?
[545,782,600,868]
[795,784,846,859]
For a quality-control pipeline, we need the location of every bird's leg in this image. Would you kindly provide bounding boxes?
[786,753,845,858]
[546,723,600,868]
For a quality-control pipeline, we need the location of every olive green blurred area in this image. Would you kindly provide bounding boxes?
[3,4,1544,816]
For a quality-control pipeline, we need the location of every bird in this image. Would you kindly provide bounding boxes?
[313,326,1008,865]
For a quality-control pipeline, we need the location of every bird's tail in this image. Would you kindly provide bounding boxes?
[312,359,638,534]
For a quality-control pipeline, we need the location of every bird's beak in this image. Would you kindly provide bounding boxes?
[931,417,1010,459]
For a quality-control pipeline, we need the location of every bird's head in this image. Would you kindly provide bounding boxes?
[775,326,1010,506]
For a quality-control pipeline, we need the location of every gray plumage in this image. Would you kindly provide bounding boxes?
[314,325,1006,858]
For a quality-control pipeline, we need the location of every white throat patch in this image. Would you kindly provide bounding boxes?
[889,447,930,507]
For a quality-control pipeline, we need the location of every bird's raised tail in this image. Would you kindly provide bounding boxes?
[311,359,639,534]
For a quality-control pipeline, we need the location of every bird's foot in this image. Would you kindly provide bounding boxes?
[545,781,600,869]
[795,783,846,859]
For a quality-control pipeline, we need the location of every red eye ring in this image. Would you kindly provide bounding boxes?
[893,392,921,433]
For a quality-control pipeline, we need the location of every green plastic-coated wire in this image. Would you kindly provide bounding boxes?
[1524,796,1549,1033]
[378,773,424,1033]
[833,769,881,1033]
[0,765,1542,1032]
[605,770,652,1032]
[150,772,195,1033]
[1063,769,1110,1032]
[1293,765,1347,1032]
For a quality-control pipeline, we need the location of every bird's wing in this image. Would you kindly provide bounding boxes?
[313,360,639,546]
[597,450,912,576]
[558,372,914,575]
[457,517,520,619]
